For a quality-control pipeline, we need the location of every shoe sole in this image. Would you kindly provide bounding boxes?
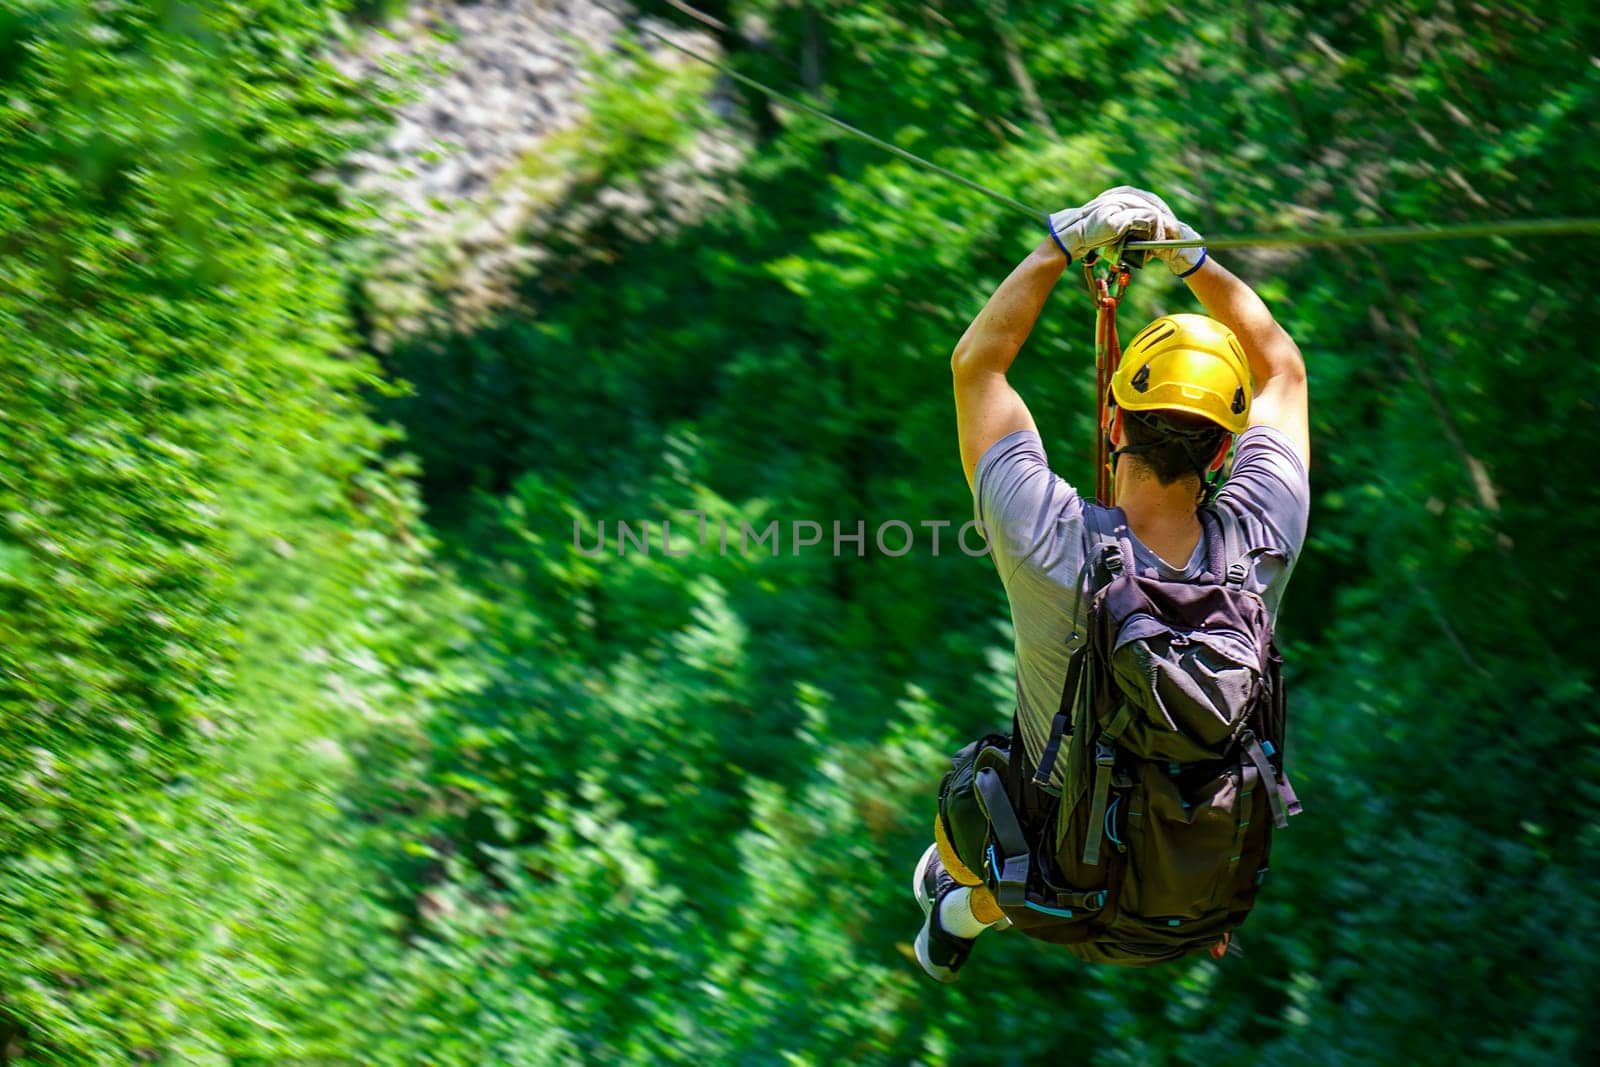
[912,842,938,917]
[912,843,959,983]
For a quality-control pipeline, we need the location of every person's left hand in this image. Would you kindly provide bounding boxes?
[1112,185,1208,277]
[1046,188,1159,265]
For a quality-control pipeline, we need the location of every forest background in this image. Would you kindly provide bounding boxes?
[2,0,1597,1063]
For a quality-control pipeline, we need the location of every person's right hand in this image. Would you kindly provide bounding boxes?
[1046,188,1159,265]
[1117,186,1208,277]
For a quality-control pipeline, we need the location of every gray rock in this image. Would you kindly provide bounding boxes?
[338,0,753,348]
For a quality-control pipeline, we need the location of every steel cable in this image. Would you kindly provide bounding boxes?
[609,3,1600,249]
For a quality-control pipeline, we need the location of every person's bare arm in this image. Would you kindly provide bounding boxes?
[1183,257,1310,467]
[950,237,1066,490]
[952,191,1159,490]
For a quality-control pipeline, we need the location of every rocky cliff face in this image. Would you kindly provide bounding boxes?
[336,0,749,347]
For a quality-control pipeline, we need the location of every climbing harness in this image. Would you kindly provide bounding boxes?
[1085,245,1135,506]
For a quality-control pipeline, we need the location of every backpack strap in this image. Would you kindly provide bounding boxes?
[1208,506,1304,825]
[1032,504,1123,790]
[1203,504,1271,591]
[1083,502,1128,584]
[975,765,1031,907]
[1199,505,1250,588]
[1032,649,1084,790]
[1081,740,1117,866]
[1240,729,1302,828]
[1024,505,1126,790]
[1087,505,1131,868]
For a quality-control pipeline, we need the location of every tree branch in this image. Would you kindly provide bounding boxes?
[982,0,1058,140]
[1365,259,1503,517]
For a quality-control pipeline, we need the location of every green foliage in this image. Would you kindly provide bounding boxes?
[4,0,1599,1062]
[503,41,718,194]
[582,42,720,180]
[0,1,476,1061]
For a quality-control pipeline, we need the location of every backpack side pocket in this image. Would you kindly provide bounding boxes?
[1117,759,1251,924]
[937,732,1010,882]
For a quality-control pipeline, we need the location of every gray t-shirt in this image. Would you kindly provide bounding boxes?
[974,426,1311,781]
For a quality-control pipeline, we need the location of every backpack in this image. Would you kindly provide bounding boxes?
[941,505,1302,965]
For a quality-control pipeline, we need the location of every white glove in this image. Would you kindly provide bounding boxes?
[1116,186,1208,277]
[1046,188,1160,265]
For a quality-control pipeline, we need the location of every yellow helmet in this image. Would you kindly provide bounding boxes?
[1111,314,1251,434]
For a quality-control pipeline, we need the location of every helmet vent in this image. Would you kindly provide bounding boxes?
[1133,322,1177,348]
[1232,386,1247,414]
[1132,364,1152,392]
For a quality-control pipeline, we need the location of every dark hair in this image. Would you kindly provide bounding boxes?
[1120,409,1229,486]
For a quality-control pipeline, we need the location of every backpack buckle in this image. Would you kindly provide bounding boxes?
[985,843,1030,908]
[1226,561,1248,588]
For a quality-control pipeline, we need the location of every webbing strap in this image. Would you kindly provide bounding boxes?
[1202,505,1254,589]
[1103,700,1137,743]
[1036,505,1120,789]
[1218,506,1247,575]
[1034,622,1091,789]
[1117,535,1137,582]
[1276,768,1304,820]
[976,766,1030,907]
[1200,507,1226,582]
[1242,733,1290,829]
[1082,504,1122,583]
[1032,699,1076,788]
[1006,713,1027,807]
[1036,886,1108,912]
[1081,741,1117,866]
[1089,251,1135,506]
[1227,762,1254,885]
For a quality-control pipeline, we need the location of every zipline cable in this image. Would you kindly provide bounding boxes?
[602,2,1046,218]
[611,2,1600,249]
[1127,218,1600,250]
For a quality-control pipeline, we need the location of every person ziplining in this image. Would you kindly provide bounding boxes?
[914,187,1310,978]
[604,0,1597,979]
